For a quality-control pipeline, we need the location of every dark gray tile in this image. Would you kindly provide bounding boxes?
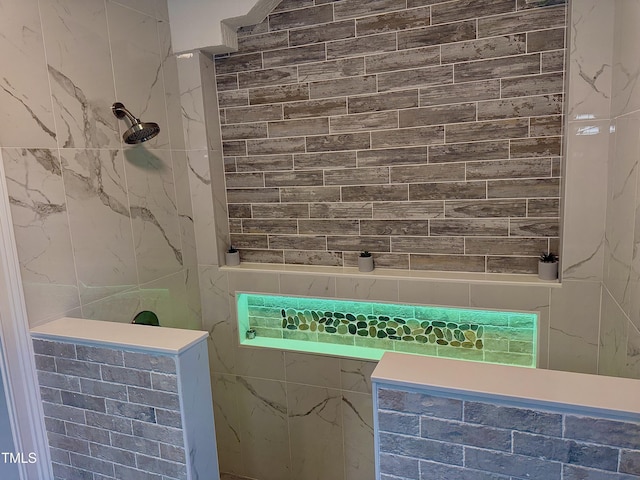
[366,46,440,74]
[360,220,429,235]
[372,126,444,148]
[421,416,512,451]
[136,454,187,479]
[390,163,465,183]
[478,5,567,37]
[466,237,546,255]
[75,345,123,366]
[215,53,262,75]
[249,84,309,105]
[330,111,398,133]
[47,432,90,455]
[235,154,293,172]
[430,219,508,236]
[510,219,560,237]
[432,0,515,25]
[410,181,486,200]
[237,31,289,54]
[216,74,238,92]
[418,460,512,480]
[446,118,529,144]
[127,387,180,411]
[349,90,418,114]
[356,6,431,35]
[466,158,552,180]
[113,464,162,480]
[511,137,562,157]
[222,141,247,157]
[380,453,419,478]
[263,44,326,68]
[229,234,268,249]
[358,146,427,166]
[226,188,280,204]
[252,203,309,219]
[306,132,370,152]
[294,151,356,169]
[237,19,268,37]
[620,450,640,475]
[310,75,377,99]
[420,80,500,107]
[562,464,637,480]
[528,198,560,216]
[101,365,152,388]
[247,137,306,155]
[373,201,444,219]
[299,57,365,82]
[530,115,563,137]
[398,20,476,49]
[487,256,538,274]
[334,0,405,20]
[290,20,356,46]
[85,411,133,435]
[488,178,559,198]
[501,72,564,98]
[327,32,397,60]
[527,27,565,53]
[268,117,329,138]
[324,166,389,185]
[392,236,464,254]
[221,123,268,140]
[238,66,298,89]
[80,378,128,401]
[240,249,285,263]
[478,94,563,120]
[268,4,334,31]
[51,463,94,480]
[284,250,343,266]
[378,388,462,418]
[61,391,106,412]
[454,54,541,83]
[34,354,56,372]
[310,202,372,219]
[517,0,567,10]
[445,200,527,218]
[273,0,314,12]
[37,371,81,392]
[298,219,359,235]
[89,443,136,468]
[378,411,420,435]
[378,65,453,92]
[284,98,347,119]
[379,432,463,465]
[326,235,390,252]
[106,399,156,423]
[65,422,110,445]
[465,402,562,436]
[399,103,476,128]
[429,141,509,163]
[243,219,299,234]
[441,34,526,63]
[342,184,408,202]
[55,359,102,380]
[33,339,76,359]
[464,447,562,480]
[225,104,283,124]
[542,50,565,73]
[269,235,327,250]
[344,252,410,269]
[123,352,176,374]
[281,186,341,202]
[225,173,264,188]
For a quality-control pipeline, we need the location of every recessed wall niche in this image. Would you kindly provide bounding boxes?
[215,0,566,274]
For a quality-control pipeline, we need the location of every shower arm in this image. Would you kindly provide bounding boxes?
[112,102,140,125]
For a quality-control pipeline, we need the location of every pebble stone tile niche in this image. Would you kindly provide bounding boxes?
[237,293,537,367]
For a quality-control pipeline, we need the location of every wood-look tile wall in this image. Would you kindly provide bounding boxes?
[215,0,567,274]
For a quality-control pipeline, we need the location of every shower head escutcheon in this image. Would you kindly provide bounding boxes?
[111,102,160,144]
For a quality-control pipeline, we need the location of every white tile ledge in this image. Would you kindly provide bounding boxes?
[373,352,640,419]
[220,262,562,287]
[31,317,208,354]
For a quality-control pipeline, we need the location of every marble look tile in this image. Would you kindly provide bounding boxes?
[139,270,196,330]
[625,323,640,379]
[60,148,137,304]
[40,0,119,148]
[201,54,225,153]
[335,277,399,302]
[210,374,242,476]
[604,113,639,315]
[598,288,629,378]
[2,148,80,324]
[342,391,375,480]
[567,0,614,120]
[80,288,142,324]
[159,22,186,151]
[109,0,158,18]
[200,266,236,375]
[236,377,290,480]
[287,384,345,480]
[562,121,609,280]
[178,54,208,151]
[279,273,337,298]
[187,150,219,266]
[340,359,376,394]
[107,1,169,149]
[0,0,57,148]
[125,149,182,284]
[398,279,470,308]
[549,280,600,374]
[285,352,341,389]
[611,0,640,117]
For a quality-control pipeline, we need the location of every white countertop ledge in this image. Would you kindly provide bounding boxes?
[373,352,640,418]
[31,317,208,354]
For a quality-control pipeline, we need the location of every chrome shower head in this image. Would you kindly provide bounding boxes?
[112,102,160,144]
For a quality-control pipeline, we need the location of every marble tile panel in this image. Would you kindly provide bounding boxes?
[107,2,169,149]
[391,237,464,254]
[284,250,343,266]
[371,126,444,149]
[549,280,600,374]
[310,203,372,219]
[409,181,487,201]
[235,155,293,172]
[178,55,208,150]
[598,288,631,377]
[80,289,142,324]
[356,6,431,35]
[342,185,408,202]
[263,44,326,69]
[340,359,377,394]
[285,352,341,388]
[348,90,418,114]
[478,94,562,120]
[284,98,348,120]
[252,203,310,218]
[287,384,345,480]
[324,167,390,186]
[210,374,241,474]
[125,149,182,284]
[289,20,356,46]
[561,120,608,281]
[235,377,290,480]
[306,133,371,152]
[326,236,390,252]
[268,118,329,138]
[611,0,640,117]
[268,4,333,31]
[280,186,341,203]
[390,163,465,184]
[378,65,454,92]
[237,67,298,89]
[478,5,567,37]
[625,323,640,379]
[0,0,57,148]
[431,0,515,25]
[399,103,477,128]
[310,75,377,99]
[330,111,398,133]
[419,80,500,107]
[397,20,476,50]
[511,137,562,158]
[249,84,309,105]
[334,276,399,303]
[429,141,509,163]
[298,220,359,235]
[410,254,485,272]
[342,391,375,480]
[334,0,404,20]
[488,178,560,198]
[158,23,185,151]
[60,148,136,304]
[357,147,427,167]
[299,58,365,83]
[372,201,444,219]
[3,148,80,323]
[138,270,194,330]
[445,199,527,218]
[365,46,441,74]
[294,151,356,169]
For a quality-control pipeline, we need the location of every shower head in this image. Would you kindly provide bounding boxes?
[111,102,160,145]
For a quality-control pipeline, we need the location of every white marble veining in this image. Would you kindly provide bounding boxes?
[611,0,640,117]
[599,287,630,377]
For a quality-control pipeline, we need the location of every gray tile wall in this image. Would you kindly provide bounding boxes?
[33,339,187,480]
[215,0,567,274]
[376,386,640,480]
